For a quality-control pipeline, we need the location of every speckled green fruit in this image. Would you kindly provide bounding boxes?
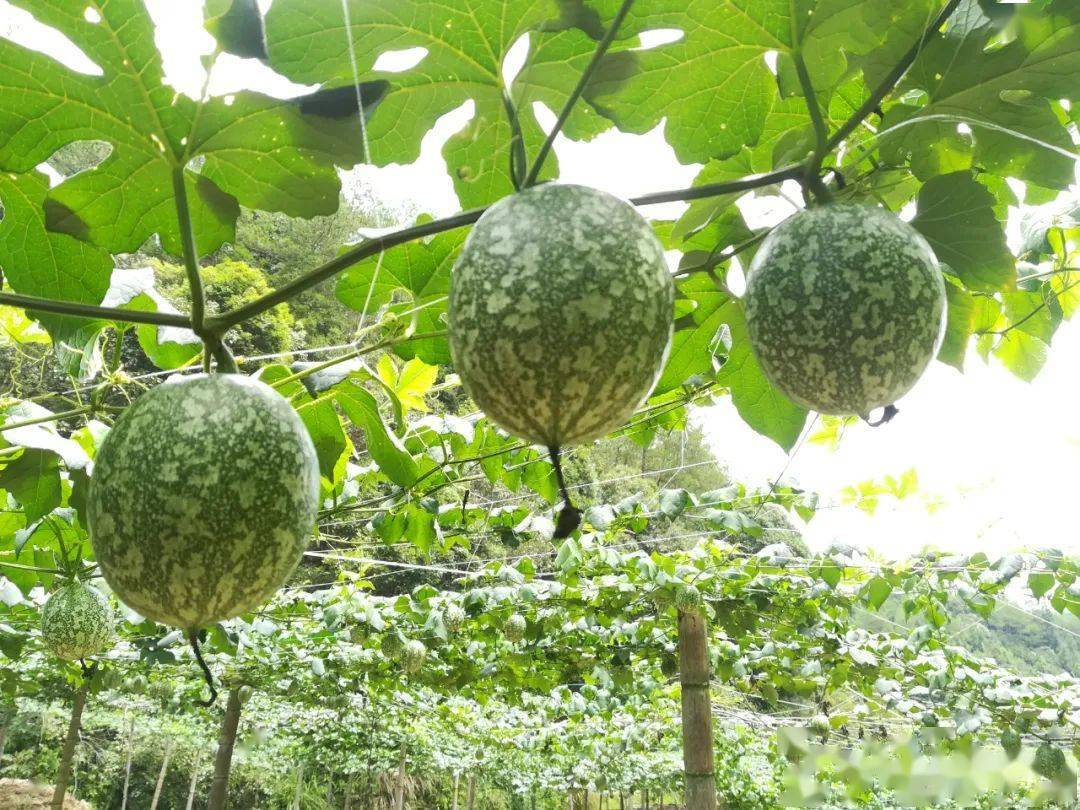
[449,184,674,447]
[403,639,427,674]
[41,581,114,661]
[504,613,526,643]
[444,604,466,633]
[381,633,404,659]
[744,204,945,416]
[87,374,319,629]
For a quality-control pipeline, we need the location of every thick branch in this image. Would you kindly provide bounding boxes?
[208,208,485,331]
[0,291,192,329]
[211,165,804,331]
[825,0,963,153]
[524,0,636,187]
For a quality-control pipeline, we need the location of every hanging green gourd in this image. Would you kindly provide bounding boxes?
[743,204,946,420]
[449,183,674,536]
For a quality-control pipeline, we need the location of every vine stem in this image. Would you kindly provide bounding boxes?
[0,290,191,329]
[0,560,67,576]
[209,165,805,332]
[824,0,963,153]
[523,0,636,187]
[0,405,94,433]
[270,329,448,391]
[791,48,833,204]
[171,168,208,339]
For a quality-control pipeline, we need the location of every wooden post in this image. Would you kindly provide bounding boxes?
[185,760,201,810]
[292,762,305,809]
[121,714,136,810]
[150,738,175,810]
[50,678,89,810]
[678,609,716,810]
[452,771,460,810]
[465,772,476,810]
[0,708,12,773]
[394,740,407,810]
[343,778,354,810]
[207,687,243,810]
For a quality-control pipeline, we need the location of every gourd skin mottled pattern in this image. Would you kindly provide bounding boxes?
[744,204,946,415]
[41,582,114,661]
[449,184,674,447]
[87,374,319,629]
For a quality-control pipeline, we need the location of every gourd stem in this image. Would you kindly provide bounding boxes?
[790,48,832,206]
[171,168,208,338]
[210,339,239,374]
[549,446,581,539]
[501,88,528,191]
[864,404,899,427]
[189,630,218,707]
[524,0,636,188]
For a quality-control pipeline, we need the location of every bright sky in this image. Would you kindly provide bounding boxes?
[4,0,1080,559]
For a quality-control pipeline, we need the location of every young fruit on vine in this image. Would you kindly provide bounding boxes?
[743,204,945,417]
[1033,743,1067,780]
[504,613,527,643]
[40,581,114,661]
[381,633,405,659]
[403,639,427,674]
[87,375,319,629]
[449,183,674,448]
[674,584,703,612]
[444,604,466,633]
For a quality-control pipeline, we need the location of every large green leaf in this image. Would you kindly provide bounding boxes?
[335,383,421,488]
[884,0,1080,189]
[0,171,112,370]
[264,0,610,208]
[0,1,364,256]
[654,274,731,396]
[715,300,808,451]
[910,172,1014,291]
[0,450,61,524]
[584,0,937,165]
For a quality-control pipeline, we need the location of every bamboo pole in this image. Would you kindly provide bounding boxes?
[185,760,201,810]
[150,738,176,810]
[120,715,135,810]
[50,679,88,810]
[678,608,716,810]
[207,687,243,810]
[394,740,407,810]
